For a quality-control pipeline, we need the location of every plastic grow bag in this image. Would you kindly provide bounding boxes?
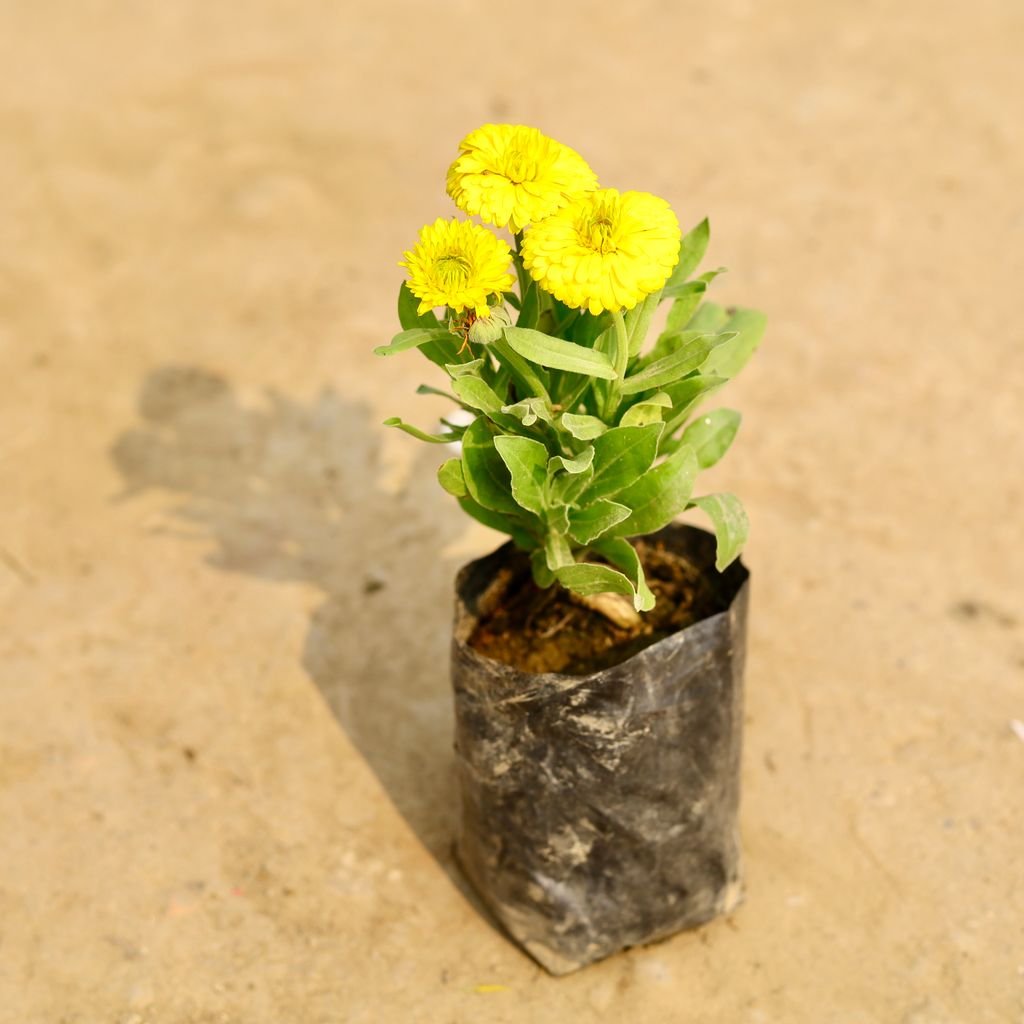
[450,523,750,974]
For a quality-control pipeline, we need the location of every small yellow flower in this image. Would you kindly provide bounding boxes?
[400,218,515,317]
[521,189,681,315]
[446,124,598,234]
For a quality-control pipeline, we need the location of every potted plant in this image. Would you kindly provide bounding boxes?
[376,124,765,974]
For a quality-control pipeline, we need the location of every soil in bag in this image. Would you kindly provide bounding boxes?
[452,525,750,973]
[468,536,735,675]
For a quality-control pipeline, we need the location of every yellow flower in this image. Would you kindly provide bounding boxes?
[446,124,598,234]
[521,189,681,315]
[400,218,515,317]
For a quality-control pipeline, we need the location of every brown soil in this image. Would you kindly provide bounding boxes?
[467,538,727,675]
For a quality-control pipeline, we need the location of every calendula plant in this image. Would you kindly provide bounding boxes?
[377,124,765,617]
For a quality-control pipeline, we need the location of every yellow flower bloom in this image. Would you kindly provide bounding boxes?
[446,124,598,234]
[400,218,515,317]
[521,189,681,315]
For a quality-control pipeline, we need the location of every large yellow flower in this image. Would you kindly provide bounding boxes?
[446,124,598,234]
[521,189,681,315]
[400,218,514,316]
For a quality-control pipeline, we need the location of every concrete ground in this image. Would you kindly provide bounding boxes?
[1,1,1022,1021]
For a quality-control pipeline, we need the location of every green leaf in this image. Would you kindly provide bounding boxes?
[415,384,464,404]
[395,283,469,369]
[445,358,486,379]
[458,495,535,550]
[490,336,552,403]
[702,308,767,381]
[621,334,718,395]
[626,291,661,357]
[549,446,594,475]
[661,218,709,296]
[554,372,595,417]
[661,375,729,438]
[517,279,541,330]
[569,499,631,545]
[662,266,725,301]
[641,320,698,369]
[585,423,663,500]
[492,361,512,397]
[697,267,726,283]
[437,458,467,497]
[554,561,636,602]
[619,406,662,428]
[383,417,461,444]
[662,283,707,335]
[425,337,470,371]
[592,538,655,611]
[680,410,741,468]
[662,278,703,303]
[544,531,575,571]
[461,419,519,514]
[607,444,699,537]
[589,325,617,412]
[493,435,549,515]
[639,319,729,374]
[452,376,510,417]
[546,500,571,535]
[502,396,553,426]
[549,295,580,333]
[504,327,618,379]
[549,464,593,506]
[452,377,520,432]
[691,493,749,570]
[560,412,608,441]
[374,327,456,357]
[398,280,439,330]
[546,447,596,522]
[570,309,612,347]
[620,391,672,428]
[530,549,555,588]
[686,301,729,334]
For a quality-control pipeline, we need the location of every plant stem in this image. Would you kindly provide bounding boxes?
[612,309,629,379]
[603,309,630,419]
[628,290,661,357]
[512,232,530,301]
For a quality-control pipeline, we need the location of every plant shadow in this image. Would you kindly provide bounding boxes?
[110,366,485,895]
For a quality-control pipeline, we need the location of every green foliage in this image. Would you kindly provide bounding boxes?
[592,538,656,612]
[378,218,763,610]
[437,458,467,497]
[374,327,455,357]
[383,417,462,444]
[607,444,699,538]
[662,218,709,294]
[620,333,725,394]
[584,423,662,500]
[680,410,741,469]
[504,327,618,379]
[494,435,548,515]
[560,413,607,440]
[568,499,631,545]
[702,308,767,380]
[691,493,749,571]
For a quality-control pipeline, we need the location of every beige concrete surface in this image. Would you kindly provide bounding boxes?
[1,1,1022,1021]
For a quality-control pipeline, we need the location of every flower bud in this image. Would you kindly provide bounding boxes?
[468,303,513,345]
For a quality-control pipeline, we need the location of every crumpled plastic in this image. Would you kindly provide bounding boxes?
[451,524,750,974]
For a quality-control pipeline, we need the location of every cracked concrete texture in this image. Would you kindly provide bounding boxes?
[0,1,1022,1021]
